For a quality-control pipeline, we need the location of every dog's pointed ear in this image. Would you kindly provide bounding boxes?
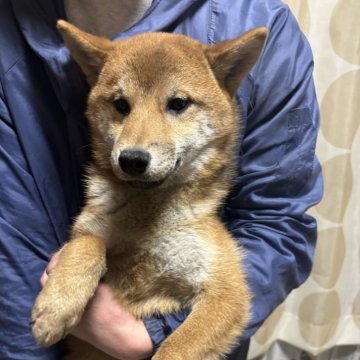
[57,20,114,86]
[204,27,268,97]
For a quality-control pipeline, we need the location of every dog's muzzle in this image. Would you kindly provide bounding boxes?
[116,149,181,189]
[118,148,151,176]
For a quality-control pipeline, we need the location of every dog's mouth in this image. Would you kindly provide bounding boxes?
[125,158,181,190]
[126,179,166,189]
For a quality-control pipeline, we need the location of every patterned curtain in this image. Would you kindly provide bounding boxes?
[248,1,360,359]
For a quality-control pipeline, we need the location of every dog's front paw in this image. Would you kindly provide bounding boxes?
[31,291,83,346]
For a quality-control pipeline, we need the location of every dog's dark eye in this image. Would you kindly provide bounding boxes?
[167,98,191,114]
[113,98,131,116]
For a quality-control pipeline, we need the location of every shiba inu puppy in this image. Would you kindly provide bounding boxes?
[31,20,267,360]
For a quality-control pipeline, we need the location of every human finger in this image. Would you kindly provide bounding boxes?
[40,245,67,286]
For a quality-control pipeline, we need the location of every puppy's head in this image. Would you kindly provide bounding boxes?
[57,21,267,189]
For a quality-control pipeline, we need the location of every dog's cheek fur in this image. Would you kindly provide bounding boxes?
[174,99,237,183]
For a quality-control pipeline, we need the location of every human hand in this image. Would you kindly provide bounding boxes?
[41,251,154,360]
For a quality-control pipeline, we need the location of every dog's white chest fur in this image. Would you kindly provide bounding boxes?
[75,174,216,290]
[148,227,215,288]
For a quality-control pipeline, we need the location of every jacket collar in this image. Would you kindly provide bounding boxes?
[11,0,202,49]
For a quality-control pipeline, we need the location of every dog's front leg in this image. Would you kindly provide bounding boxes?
[152,262,249,360]
[31,235,106,346]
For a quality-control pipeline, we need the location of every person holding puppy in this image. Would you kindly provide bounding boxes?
[0,0,322,359]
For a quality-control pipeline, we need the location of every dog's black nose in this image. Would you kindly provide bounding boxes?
[119,149,151,176]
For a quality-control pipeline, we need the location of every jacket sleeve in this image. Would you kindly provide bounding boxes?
[0,87,64,359]
[144,6,323,345]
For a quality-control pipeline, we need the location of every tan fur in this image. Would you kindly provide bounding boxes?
[32,21,267,359]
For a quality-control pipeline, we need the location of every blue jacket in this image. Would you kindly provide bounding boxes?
[0,0,322,359]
